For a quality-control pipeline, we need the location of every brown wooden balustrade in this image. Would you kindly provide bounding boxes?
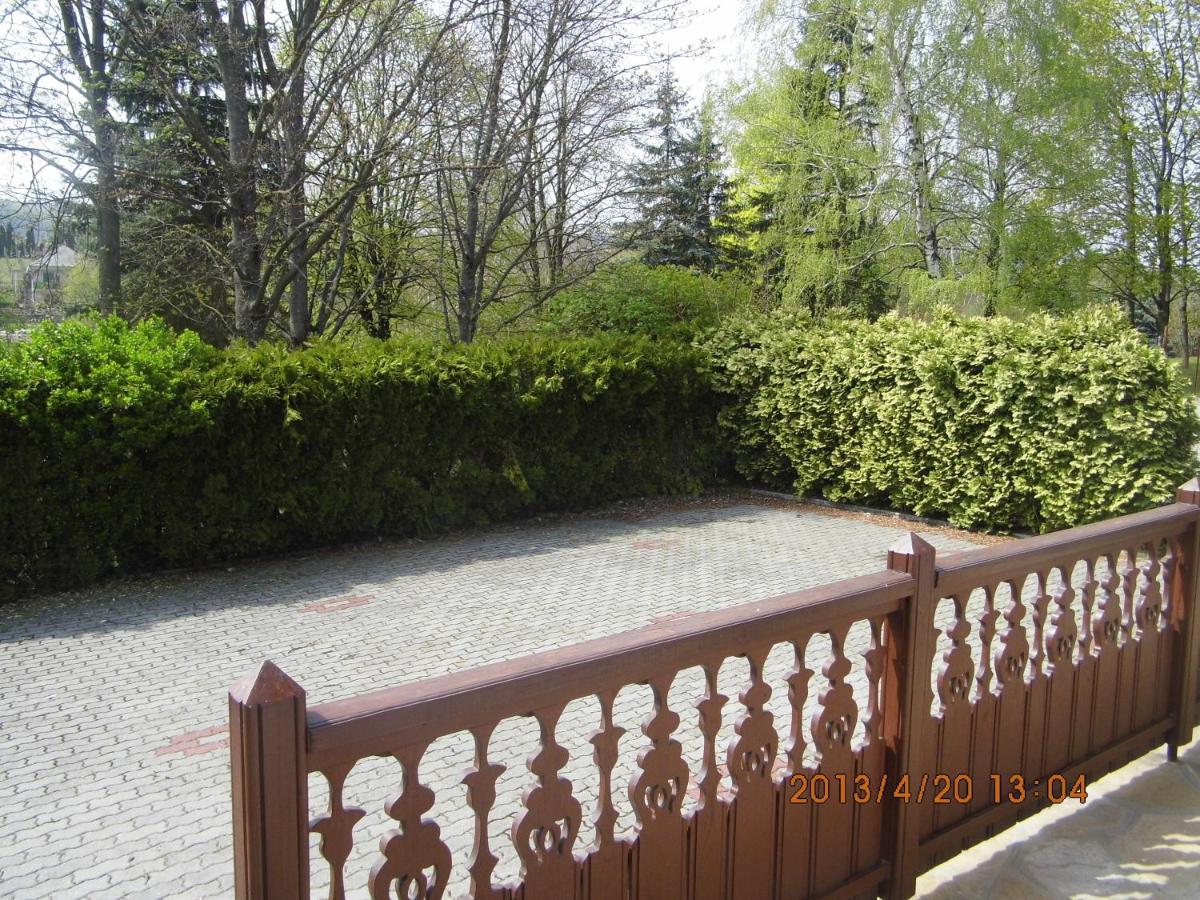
[229,481,1200,900]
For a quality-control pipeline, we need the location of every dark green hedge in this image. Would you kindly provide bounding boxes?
[705,307,1200,533]
[0,318,722,600]
[5,306,1196,600]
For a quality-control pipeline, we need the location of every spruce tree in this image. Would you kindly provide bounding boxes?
[630,72,734,273]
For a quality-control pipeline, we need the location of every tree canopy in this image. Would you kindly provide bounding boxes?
[0,0,1196,346]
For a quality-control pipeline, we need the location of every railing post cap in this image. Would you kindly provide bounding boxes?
[229,659,305,706]
[1177,477,1200,504]
[888,531,935,559]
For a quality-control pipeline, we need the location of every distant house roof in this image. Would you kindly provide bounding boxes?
[29,245,77,272]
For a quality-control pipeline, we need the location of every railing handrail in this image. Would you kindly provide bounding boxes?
[935,502,1199,596]
[305,569,913,770]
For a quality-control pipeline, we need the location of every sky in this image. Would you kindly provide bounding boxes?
[664,0,756,102]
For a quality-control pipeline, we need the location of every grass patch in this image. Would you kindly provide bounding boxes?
[1174,357,1200,394]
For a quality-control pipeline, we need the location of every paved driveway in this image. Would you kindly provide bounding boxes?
[2,496,1200,897]
[0,491,1191,898]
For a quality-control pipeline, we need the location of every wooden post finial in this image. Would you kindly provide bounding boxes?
[230,661,309,899]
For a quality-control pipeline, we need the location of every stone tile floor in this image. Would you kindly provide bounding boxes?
[917,739,1200,898]
[0,490,1195,897]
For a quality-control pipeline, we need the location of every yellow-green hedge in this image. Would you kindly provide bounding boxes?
[705,307,1200,533]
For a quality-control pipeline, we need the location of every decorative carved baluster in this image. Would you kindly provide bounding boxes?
[692,662,729,900]
[1137,543,1165,633]
[1044,566,1078,672]
[992,578,1029,803]
[1015,571,1051,776]
[310,763,366,900]
[778,636,814,897]
[694,662,727,809]
[861,617,885,747]
[810,624,860,893]
[1112,548,1142,740]
[784,636,813,773]
[1042,565,1079,772]
[936,596,975,715]
[1162,539,1180,624]
[512,703,582,898]
[994,579,1029,691]
[590,690,625,848]
[1029,572,1051,680]
[369,743,452,900]
[976,585,999,700]
[811,626,859,772]
[1093,553,1123,651]
[630,673,689,825]
[585,688,626,896]
[932,596,974,831]
[1078,559,1098,663]
[855,617,889,867]
[1133,543,1166,728]
[630,672,689,900]
[728,645,780,899]
[964,586,998,818]
[463,724,504,900]
[1070,560,1099,763]
[727,646,778,788]
[1091,552,1123,751]
[1120,548,1139,640]
[1084,554,1118,748]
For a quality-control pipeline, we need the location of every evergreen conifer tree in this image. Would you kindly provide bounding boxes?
[630,72,734,272]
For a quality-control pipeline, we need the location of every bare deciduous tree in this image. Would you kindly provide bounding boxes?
[427,0,679,342]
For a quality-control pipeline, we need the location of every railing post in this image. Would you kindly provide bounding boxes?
[230,660,310,899]
[1169,480,1200,758]
[881,533,937,900]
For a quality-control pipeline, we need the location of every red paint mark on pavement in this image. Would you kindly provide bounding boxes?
[632,537,682,551]
[155,724,229,758]
[301,594,373,614]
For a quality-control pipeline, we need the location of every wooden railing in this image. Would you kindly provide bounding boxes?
[229,481,1200,899]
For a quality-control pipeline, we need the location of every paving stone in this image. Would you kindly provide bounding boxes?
[1,493,1194,898]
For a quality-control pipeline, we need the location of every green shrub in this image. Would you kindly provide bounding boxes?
[0,318,721,599]
[542,261,755,337]
[705,306,1200,533]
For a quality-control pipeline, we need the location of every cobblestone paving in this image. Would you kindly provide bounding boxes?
[1,492,1192,898]
[0,495,974,898]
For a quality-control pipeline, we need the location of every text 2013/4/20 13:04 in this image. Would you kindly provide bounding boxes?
[787,772,1089,806]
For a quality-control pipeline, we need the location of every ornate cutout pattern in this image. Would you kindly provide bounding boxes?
[310,763,365,900]
[369,743,452,900]
[994,579,1029,687]
[630,674,690,824]
[728,647,778,787]
[296,514,1198,900]
[936,597,975,709]
[810,626,858,769]
[512,704,582,878]
[463,724,504,898]
[1044,566,1078,669]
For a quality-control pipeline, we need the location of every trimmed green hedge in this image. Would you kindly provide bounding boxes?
[705,307,1200,533]
[4,306,1196,600]
[0,319,721,599]
[541,261,755,338]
